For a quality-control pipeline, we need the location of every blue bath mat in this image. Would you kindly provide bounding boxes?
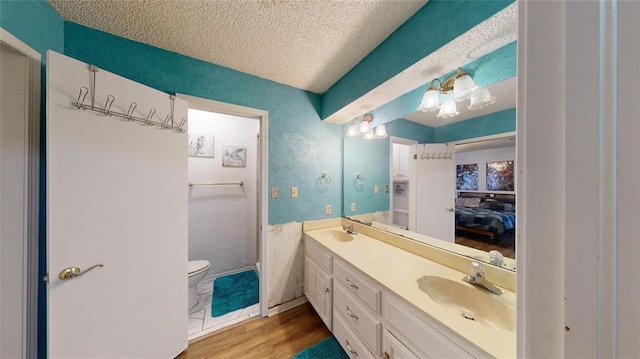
[211,270,259,317]
[292,336,348,359]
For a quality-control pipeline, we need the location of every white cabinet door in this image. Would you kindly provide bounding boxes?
[46,51,188,358]
[382,330,421,359]
[305,256,333,329]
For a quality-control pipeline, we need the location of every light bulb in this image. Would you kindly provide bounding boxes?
[436,99,459,118]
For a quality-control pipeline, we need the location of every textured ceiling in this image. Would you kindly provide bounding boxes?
[47,0,427,94]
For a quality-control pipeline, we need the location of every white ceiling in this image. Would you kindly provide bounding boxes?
[47,0,427,94]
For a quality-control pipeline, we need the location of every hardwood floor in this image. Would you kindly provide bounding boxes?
[455,235,515,259]
[177,302,331,359]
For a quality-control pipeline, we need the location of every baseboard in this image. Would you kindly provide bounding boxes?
[267,296,308,317]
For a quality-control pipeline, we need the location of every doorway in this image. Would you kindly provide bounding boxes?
[177,94,269,339]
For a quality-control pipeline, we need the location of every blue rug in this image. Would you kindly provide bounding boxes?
[211,270,258,317]
[292,336,349,359]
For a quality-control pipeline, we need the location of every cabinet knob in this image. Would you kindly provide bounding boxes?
[382,352,390,359]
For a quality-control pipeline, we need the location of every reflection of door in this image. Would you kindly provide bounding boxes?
[47,51,188,358]
[414,143,455,242]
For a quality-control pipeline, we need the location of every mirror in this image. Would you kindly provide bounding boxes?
[342,108,517,271]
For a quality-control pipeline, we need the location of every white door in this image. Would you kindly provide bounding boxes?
[46,51,188,358]
[413,143,455,242]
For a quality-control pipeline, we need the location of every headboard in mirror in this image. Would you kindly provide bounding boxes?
[342,112,517,271]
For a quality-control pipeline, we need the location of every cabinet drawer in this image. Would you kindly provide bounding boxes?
[384,296,475,359]
[333,311,376,359]
[334,259,380,314]
[334,282,381,355]
[305,236,333,273]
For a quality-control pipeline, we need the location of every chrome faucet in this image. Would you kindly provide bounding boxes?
[342,223,358,235]
[462,261,502,295]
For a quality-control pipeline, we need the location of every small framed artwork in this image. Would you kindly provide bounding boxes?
[393,183,406,197]
[456,163,479,190]
[486,161,515,191]
[223,145,247,167]
[187,134,214,158]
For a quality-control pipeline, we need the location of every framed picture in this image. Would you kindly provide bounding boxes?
[223,145,247,167]
[393,183,406,197]
[456,163,479,190]
[187,134,214,158]
[486,161,515,191]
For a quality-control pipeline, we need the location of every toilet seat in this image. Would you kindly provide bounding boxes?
[188,260,211,276]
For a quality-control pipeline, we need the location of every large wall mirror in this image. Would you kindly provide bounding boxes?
[342,79,517,271]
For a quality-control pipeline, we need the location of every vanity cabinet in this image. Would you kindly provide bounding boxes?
[304,238,333,329]
[304,232,496,359]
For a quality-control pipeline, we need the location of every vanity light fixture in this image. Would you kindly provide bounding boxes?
[417,67,496,118]
[346,113,387,139]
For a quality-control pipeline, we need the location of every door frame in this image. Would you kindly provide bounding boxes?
[177,94,269,317]
[0,28,41,359]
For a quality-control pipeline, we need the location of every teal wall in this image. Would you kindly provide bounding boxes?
[322,0,514,119]
[63,22,343,225]
[435,107,516,143]
[0,0,64,58]
[343,119,433,215]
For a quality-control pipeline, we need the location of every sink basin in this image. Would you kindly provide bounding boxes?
[417,275,515,332]
[323,229,354,242]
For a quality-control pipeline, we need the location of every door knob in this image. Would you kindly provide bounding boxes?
[446,207,454,212]
[58,264,104,280]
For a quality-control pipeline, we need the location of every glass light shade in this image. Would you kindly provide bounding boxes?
[436,99,459,118]
[374,124,387,138]
[363,128,375,140]
[346,123,358,137]
[467,87,497,110]
[358,120,371,134]
[453,74,478,102]
[417,89,440,112]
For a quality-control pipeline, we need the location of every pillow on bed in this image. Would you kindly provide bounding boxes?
[456,197,481,208]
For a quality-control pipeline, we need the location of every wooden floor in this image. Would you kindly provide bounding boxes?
[177,302,330,359]
[455,235,515,259]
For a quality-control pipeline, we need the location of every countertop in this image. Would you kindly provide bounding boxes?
[304,225,516,358]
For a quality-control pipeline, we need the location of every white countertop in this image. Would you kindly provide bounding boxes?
[305,226,516,359]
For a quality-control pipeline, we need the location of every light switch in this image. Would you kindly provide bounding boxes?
[271,187,278,199]
[291,187,298,198]
[351,203,356,212]
[374,185,379,194]
[326,204,332,215]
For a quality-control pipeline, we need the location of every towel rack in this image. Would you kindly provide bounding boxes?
[188,181,244,187]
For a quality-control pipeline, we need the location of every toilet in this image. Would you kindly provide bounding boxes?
[188,260,211,310]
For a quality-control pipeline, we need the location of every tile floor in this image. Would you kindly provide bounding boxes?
[187,276,260,340]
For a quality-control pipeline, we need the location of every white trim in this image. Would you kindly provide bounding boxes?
[266,296,308,317]
[450,131,516,146]
[389,136,417,230]
[1,28,41,359]
[177,94,270,318]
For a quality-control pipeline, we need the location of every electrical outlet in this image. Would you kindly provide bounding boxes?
[271,187,278,199]
[384,185,389,193]
[326,204,332,215]
[291,187,298,198]
[351,203,356,212]
[374,185,379,194]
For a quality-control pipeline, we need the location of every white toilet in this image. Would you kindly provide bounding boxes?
[188,260,211,310]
